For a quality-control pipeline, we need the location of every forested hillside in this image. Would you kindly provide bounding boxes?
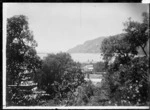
[67,34,149,55]
[67,37,106,53]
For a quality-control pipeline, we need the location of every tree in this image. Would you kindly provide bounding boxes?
[123,12,149,57]
[6,15,41,86]
[101,12,149,64]
[100,34,137,65]
[105,57,149,105]
[93,61,106,72]
[100,12,149,106]
[35,52,85,100]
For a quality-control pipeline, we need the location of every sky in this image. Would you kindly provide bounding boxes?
[4,3,149,53]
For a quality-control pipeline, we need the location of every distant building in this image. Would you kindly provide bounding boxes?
[82,64,94,79]
[83,64,94,72]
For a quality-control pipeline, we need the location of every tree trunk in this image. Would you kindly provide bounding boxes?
[141,46,147,57]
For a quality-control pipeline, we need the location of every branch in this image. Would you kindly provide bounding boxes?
[140,45,147,57]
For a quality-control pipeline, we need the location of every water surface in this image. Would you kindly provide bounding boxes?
[37,53,104,63]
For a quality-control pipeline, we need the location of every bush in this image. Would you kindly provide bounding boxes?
[93,62,106,72]
[65,81,94,106]
[105,56,149,105]
[65,80,110,106]
[7,87,40,106]
[35,52,85,99]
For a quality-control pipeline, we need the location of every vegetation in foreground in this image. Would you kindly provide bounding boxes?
[6,12,149,106]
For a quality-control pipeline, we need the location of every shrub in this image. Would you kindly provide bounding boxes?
[35,52,85,100]
[105,56,149,105]
[93,62,106,72]
[7,87,40,106]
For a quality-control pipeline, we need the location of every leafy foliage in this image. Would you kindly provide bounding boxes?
[6,12,149,106]
[106,57,149,105]
[123,12,149,57]
[6,15,41,106]
[93,61,106,72]
[7,15,41,85]
[7,87,41,106]
[35,52,85,100]
[101,34,137,64]
[100,12,149,106]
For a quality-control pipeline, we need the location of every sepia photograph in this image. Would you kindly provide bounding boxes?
[3,3,149,109]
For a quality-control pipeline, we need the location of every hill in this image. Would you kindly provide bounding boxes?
[67,37,106,53]
[67,34,149,55]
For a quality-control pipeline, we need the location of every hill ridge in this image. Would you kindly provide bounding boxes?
[67,33,149,55]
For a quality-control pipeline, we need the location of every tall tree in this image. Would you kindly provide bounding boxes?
[123,12,149,57]
[6,15,41,85]
[100,12,149,105]
[35,52,84,98]
[100,34,136,65]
